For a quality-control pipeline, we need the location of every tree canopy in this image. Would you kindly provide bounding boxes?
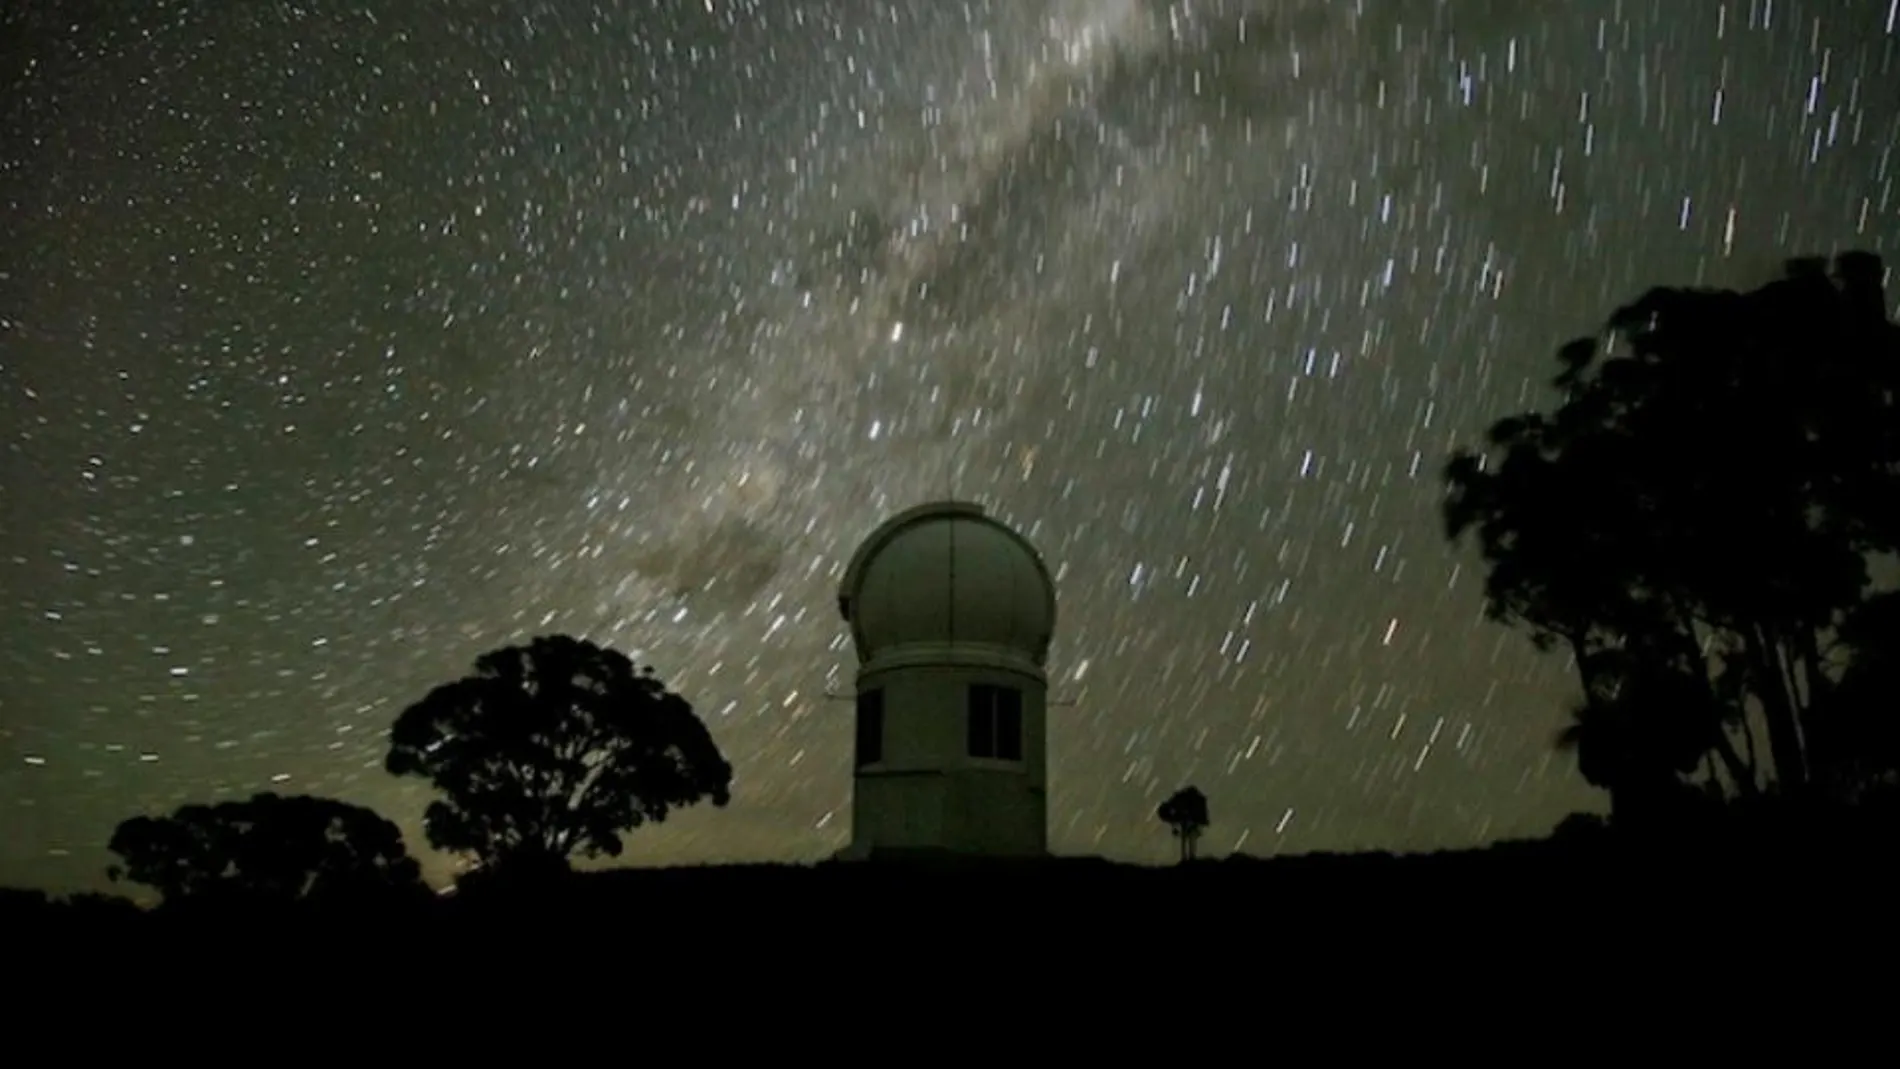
[385,634,733,877]
[1157,785,1210,863]
[1444,251,1900,819]
[106,792,424,906]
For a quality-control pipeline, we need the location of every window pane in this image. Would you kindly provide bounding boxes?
[967,685,991,757]
[856,689,883,766]
[997,699,1022,761]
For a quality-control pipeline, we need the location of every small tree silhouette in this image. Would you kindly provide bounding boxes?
[106,792,424,907]
[385,634,733,880]
[1157,786,1210,863]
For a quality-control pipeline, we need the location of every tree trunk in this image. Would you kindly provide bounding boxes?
[1747,624,1809,791]
[1567,631,1601,706]
[1707,727,1755,798]
[1790,624,1833,784]
[1664,617,1759,796]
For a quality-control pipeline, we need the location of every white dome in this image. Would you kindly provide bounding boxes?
[838,501,1056,666]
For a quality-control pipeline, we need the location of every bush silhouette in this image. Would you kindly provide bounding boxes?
[1444,251,1900,822]
[106,792,425,907]
[386,633,733,881]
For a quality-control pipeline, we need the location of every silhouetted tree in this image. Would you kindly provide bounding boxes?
[385,634,733,880]
[1551,643,1733,825]
[1157,786,1210,863]
[106,792,425,907]
[0,887,50,913]
[1445,251,1900,820]
[1551,812,1610,842]
[63,891,142,918]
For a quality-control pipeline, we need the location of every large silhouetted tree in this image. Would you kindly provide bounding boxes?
[386,634,733,879]
[1445,251,1900,821]
[106,792,425,907]
[1158,786,1210,863]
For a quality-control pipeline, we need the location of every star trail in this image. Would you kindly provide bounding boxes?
[3,0,1897,892]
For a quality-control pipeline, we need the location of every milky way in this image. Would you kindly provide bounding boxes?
[3,0,1897,891]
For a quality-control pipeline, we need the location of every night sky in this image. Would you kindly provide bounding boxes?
[3,0,1896,893]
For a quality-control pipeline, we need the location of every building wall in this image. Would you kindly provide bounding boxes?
[850,659,1047,856]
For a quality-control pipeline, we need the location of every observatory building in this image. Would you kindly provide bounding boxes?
[835,501,1057,860]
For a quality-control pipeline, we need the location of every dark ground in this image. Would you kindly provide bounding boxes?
[9,802,1895,960]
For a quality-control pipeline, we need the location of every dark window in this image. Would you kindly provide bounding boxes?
[967,684,1023,761]
[855,688,884,767]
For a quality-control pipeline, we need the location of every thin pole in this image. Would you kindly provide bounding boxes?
[947,489,956,646]
[947,427,962,644]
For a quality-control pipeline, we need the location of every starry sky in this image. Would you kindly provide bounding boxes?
[3,0,1897,893]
